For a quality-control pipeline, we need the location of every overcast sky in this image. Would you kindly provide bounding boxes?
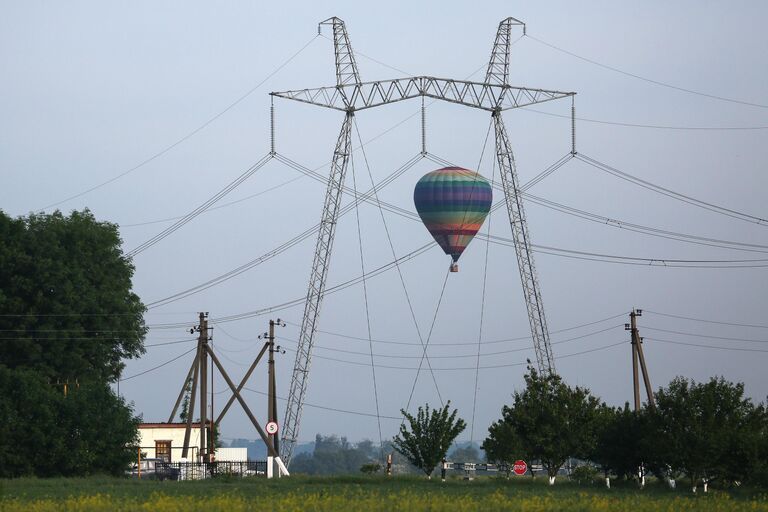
[2,1,767,447]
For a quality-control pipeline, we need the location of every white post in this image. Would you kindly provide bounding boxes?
[275,456,290,477]
[267,456,274,479]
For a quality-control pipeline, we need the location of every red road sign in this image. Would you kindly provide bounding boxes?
[266,421,278,435]
[513,460,527,476]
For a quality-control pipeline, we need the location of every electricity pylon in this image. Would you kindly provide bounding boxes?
[272,16,574,465]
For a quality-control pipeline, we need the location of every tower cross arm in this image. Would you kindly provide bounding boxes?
[271,76,574,112]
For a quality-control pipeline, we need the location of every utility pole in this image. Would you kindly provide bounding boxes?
[199,312,209,461]
[264,318,285,477]
[625,309,655,411]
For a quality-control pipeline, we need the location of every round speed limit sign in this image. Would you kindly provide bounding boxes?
[266,421,279,435]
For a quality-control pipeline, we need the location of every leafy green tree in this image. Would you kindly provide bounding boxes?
[483,369,603,484]
[0,210,146,382]
[483,416,529,477]
[0,366,139,477]
[592,403,649,481]
[0,366,64,477]
[651,376,764,489]
[392,401,466,478]
[0,209,146,477]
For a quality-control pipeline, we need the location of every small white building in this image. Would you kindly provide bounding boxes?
[138,422,248,462]
[138,422,227,462]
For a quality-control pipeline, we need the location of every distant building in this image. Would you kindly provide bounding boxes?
[136,422,245,463]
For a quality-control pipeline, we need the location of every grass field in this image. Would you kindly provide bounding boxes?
[1,475,766,511]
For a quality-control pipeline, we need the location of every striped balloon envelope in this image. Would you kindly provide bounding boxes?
[413,167,493,272]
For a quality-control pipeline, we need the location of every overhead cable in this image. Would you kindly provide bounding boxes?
[576,153,767,226]
[527,34,768,110]
[127,154,273,257]
[644,309,768,329]
[38,35,319,211]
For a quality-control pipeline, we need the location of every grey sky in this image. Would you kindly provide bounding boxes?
[2,1,767,446]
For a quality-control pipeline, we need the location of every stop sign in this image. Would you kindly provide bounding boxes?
[513,460,527,476]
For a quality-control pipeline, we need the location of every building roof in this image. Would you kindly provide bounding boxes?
[139,422,209,429]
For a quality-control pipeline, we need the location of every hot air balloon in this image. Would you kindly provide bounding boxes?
[414,167,493,272]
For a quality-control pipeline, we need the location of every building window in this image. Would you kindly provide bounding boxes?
[155,440,171,462]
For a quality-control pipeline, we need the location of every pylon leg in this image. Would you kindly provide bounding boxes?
[493,111,555,375]
[281,112,354,464]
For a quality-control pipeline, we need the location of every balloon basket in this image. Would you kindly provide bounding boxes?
[449,262,459,273]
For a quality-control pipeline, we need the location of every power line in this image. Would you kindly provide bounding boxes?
[145,149,767,314]
[643,309,768,329]
[292,319,624,355]
[145,338,199,348]
[278,324,623,360]
[126,153,273,257]
[349,143,384,452]
[121,346,198,381]
[0,336,195,347]
[278,339,626,371]
[576,153,768,226]
[646,337,768,353]
[521,191,768,255]
[121,104,426,230]
[208,242,437,325]
[120,175,306,228]
[432,155,768,254]
[287,312,627,347]
[642,326,768,344]
[523,107,768,131]
[145,153,424,308]
[527,34,768,110]
[353,118,444,406]
[279,151,768,266]
[38,35,319,211]
[530,246,768,269]
[242,386,402,421]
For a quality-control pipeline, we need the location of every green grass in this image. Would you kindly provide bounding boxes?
[0,475,766,511]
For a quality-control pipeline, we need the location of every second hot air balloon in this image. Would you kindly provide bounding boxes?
[413,167,492,272]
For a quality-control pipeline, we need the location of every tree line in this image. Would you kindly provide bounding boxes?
[481,369,768,489]
[388,369,767,490]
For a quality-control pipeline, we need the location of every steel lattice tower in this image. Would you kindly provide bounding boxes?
[272,16,573,464]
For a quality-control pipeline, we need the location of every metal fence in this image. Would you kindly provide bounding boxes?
[157,461,267,480]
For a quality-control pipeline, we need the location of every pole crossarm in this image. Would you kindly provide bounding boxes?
[271,77,574,112]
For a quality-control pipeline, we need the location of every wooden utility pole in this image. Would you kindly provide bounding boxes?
[268,319,279,455]
[626,309,655,411]
[199,312,209,461]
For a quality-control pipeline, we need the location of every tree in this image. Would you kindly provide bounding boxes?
[483,414,528,478]
[0,210,146,382]
[0,366,139,477]
[0,209,146,477]
[651,376,764,489]
[392,401,466,478]
[592,403,650,482]
[483,369,603,484]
